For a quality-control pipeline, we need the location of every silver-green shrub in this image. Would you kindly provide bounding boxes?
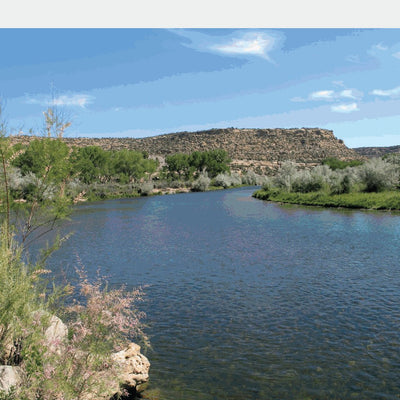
[139,182,154,196]
[214,172,242,188]
[273,161,297,192]
[357,157,399,192]
[191,172,211,192]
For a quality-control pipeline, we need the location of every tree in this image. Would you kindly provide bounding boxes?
[165,153,190,179]
[110,149,157,183]
[70,146,110,184]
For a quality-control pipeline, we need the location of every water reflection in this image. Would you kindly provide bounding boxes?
[45,187,400,399]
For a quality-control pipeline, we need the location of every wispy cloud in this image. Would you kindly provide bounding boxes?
[209,32,278,61]
[292,88,362,103]
[371,86,400,98]
[372,42,388,51]
[26,93,94,108]
[393,52,400,59]
[339,89,358,99]
[331,103,359,113]
[310,90,335,100]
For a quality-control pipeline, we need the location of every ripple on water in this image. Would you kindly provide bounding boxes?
[40,188,400,400]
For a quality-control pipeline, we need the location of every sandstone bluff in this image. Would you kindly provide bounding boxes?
[10,128,360,173]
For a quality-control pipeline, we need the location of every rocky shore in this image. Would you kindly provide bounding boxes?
[0,314,150,399]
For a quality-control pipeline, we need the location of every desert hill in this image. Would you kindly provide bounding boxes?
[352,145,400,158]
[10,127,360,174]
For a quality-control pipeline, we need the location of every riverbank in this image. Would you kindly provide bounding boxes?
[74,182,250,203]
[252,188,400,211]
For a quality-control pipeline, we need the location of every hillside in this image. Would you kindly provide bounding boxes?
[10,127,360,173]
[353,145,400,158]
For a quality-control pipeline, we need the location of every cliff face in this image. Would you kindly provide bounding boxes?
[353,145,400,158]
[10,127,360,173]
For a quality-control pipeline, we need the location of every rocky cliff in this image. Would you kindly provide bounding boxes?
[353,145,400,158]
[10,127,360,173]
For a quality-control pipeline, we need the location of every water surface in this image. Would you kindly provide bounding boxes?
[45,187,400,399]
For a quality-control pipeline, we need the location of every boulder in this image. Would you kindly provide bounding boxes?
[43,314,68,355]
[0,365,24,394]
[111,342,150,390]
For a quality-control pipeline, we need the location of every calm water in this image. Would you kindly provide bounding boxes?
[42,187,400,399]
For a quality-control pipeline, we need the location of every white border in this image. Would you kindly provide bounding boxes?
[1,0,400,28]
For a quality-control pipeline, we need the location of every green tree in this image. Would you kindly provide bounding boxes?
[202,149,231,178]
[165,153,190,179]
[12,138,71,185]
[70,146,110,184]
[110,149,157,183]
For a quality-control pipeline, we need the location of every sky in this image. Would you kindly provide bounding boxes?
[1,28,400,148]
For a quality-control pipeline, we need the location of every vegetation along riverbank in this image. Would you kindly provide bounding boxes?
[253,155,400,211]
[0,108,150,399]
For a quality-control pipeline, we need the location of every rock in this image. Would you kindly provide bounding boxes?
[111,342,150,390]
[43,314,68,355]
[0,366,24,394]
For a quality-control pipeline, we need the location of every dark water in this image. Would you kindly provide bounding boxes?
[42,187,400,399]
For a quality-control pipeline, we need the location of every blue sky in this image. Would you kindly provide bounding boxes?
[1,28,400,148]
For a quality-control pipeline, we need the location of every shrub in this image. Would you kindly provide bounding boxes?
[0,109,148,399]
[274,161,297,192]
[241,170,264,186]
[139,182,154,196]
[191,172,211,192]
[357,157,399,192]
[322,157,363,170]
[213,172,242,188]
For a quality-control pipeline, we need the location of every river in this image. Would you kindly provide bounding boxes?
[42,187,400,399]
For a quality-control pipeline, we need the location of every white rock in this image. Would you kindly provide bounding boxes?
[0,365,24,393]
[111,342,150,388]
[44,314,68,355]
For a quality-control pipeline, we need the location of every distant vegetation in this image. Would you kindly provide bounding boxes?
[7,138,268,202]
[253,156,400,210]
[321,157,363,170]
[164,149,231,180]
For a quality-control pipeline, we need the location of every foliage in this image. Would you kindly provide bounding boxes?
[322,157,363,170]
[253,188,400,210]
[110,149,157,183]
[70,146,110,184]
[165,149,231,180]
[357,157,399,192]
[212,172,242,188]
[191,172,211,192]
[164,153,191,179]
[273,161,297,192]
[254,156,400,210]
[0,109,147,399]
[12,138,71,185]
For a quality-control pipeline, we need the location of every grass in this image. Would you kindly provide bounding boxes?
[253,189,400,211]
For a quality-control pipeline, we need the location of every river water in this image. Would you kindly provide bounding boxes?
[43,187,400,399]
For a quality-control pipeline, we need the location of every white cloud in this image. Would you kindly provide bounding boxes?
[371,86,400,98]
[211,32,276,60]
[331,103,359,113]
[372,42,388,51]
[310,90,335,100]
[292,88,363,103]
[393,52,400,59]
[339,89,357,99]
[26,93,94,108]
